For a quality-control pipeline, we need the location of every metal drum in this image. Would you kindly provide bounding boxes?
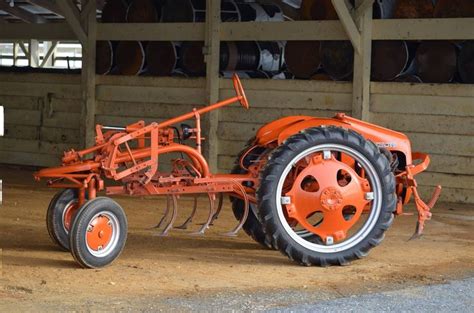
[415,41,457,83]
[285,41,322,79]
[220,41,285,72]
[180,41,206,76]
[101,0,130,23]
[96,41,116,75]
[371,41,417,81]
[393,74,423,83]
[126,0,165,23]
[300,0,396,20]
[115,41,147,75]
[235,2,284,22]
[162,0,240,22]
[321,41,354,81]
[146,41,181,76]
[458,41,474,84]
[434,0,474,18]
[393,0,434,18]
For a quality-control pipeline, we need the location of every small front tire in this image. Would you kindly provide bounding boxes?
[69,197,128,269]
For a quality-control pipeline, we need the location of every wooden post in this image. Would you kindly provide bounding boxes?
[204,0,221,172]
[80,0,97,147]
[352,0,373,120]
[29,39,39,67]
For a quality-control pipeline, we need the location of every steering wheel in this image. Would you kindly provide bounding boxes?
[232,73,249,109]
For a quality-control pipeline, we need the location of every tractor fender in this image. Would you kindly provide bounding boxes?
[255,115,314,145]
[256,113,413,164]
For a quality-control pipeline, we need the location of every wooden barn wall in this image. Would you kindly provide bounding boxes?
[217,79,353,172]
[0,74,472,204]
[369,82,474,204]
[0,73,82,167]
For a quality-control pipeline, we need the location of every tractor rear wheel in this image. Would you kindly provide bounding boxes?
[231,143,272,249]
[257,127,396,266]
[46,189,80,251]
[69,197,128,268]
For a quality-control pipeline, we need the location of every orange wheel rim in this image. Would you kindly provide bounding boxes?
[284,152,372,243]
[86,215,114,252]
[63,201,79,233]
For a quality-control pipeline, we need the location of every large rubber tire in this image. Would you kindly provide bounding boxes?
[69,197,128,269]
[230,144,273,249]
[257,127,396,266]
[46,189,79,251]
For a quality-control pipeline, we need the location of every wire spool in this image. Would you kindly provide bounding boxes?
[321,41,354,81]
[96,41,116,75]
[146,41,181,76]
[371,41,417,81]
[393,0,434,18]
[162,0,239,22]
[257,42,285,72]
[285,41,322,79]
[311,72,333,81]
[220,41,260,72]
[101,0,130,23]
[235,2,284,22]
[126,0,165,23]
[415,41,457,83]
[458,41,474,84]
[300,0,338,20]
[180,41,206,76]
[434,0,474,18]
[393,74,423,83]
[115,41,147,75]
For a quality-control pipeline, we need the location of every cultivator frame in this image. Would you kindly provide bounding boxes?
[35,74,441,268]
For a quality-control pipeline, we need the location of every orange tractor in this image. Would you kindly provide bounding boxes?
[35,74,441,268]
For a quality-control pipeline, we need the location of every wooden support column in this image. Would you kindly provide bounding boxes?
[80,0,97,148]
[29,40,39,67]
[352,0,373,120]
[204,0,221,172]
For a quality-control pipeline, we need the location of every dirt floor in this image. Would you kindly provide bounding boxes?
[0,166,473,311]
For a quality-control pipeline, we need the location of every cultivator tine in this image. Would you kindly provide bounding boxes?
[222,184,249,237]
[210,193,224,225]
[174,196,198,230]
[155,195,179,237]
[150,196,171,229]
[189,193,216,236]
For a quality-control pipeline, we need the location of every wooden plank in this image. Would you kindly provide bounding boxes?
[220,21,348,41]
[0,138,77,155]
[218,122,260,142]
[4,109,41,126]
[41,127,80,144]
[220,107,345,124]
[0,82,81,99]
[96,102,196,118]
[428,154,474,176]
[217,139,247,157]
[3,124,38,140]
[417,172,474,190]
[42,112,81,130]
[96,76,206,89]
[0,96,39,110]
[96,85,206,105]
[370,113,474,136]
[417,186,473,204]
[0,23,76,40]
[373,18,474,40]
[371,82,474,98]
[0,73,81,85]
[371,94,474,117]
[407,132,474,157]
[0,151,60,167]
[220,89,352,111]
[217,155,236,172]
[97,23,205,41]
[220,78,352,93]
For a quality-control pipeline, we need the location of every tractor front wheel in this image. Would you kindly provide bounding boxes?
[69,197,128,268]
[46,189,80,251]
[257,127,396,266]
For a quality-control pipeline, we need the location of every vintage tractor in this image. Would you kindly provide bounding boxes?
[35,74,441,268]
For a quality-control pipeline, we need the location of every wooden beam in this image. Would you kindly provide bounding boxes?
[204,0,221,172]
[18,41,30,59]
[331,0,361,53]
[80,0,97,147]
[352,0,373,120]
[97,23,205,41]
[0,2,48,23]
[56,0,87,44]
[29,39,40,67]
[24,0,63,16]
[355,0,374,21]
[39,41,58,68]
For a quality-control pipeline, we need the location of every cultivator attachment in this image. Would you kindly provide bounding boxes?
[34,74,440,269]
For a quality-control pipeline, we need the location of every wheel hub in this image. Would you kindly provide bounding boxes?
[86,215,113,251]
[320,187,343,211]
